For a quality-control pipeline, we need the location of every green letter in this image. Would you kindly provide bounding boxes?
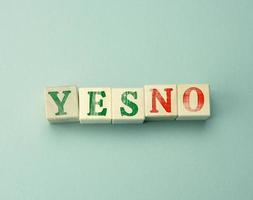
[48,90,71,115]
[120,91,138,116]
[87,91,107,116]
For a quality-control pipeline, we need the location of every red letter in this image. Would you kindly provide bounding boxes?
[183,87,204,112]
[150,88,173,113]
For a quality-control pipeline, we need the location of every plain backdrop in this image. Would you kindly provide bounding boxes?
[0,0,252,199]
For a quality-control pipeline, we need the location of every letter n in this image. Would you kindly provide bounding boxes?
[150,88,173,113]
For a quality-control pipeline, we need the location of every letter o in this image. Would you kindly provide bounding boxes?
[183,87,204,112]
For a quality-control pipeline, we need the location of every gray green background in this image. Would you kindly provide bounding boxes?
[0,0,252,199]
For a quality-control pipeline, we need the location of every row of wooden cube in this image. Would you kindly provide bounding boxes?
[45,84,210,123]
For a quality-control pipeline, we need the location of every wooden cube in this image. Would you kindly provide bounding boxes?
[79,87,111,124]
[112,88,145,124]
[45,85,79,123]
[177,84,210,120]
[144,84,177,120]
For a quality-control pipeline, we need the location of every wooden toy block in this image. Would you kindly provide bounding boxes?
[177,84,210,120]
[45,85,79,123]
[112,88,145,124]
[79,87,112,124]
[144,84,178,120]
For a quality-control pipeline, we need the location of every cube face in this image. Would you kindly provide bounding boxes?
[177,84,210,120]
[45,85,79,123]
[112,88,145,124]
[79,88,111,124]
[144,85,178,120]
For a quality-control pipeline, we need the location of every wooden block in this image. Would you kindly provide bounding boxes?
[177,84,210,120]
[144,84,177,120]
[45,85,79,123]
[112,88,145,124]
[79,87,111,124]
